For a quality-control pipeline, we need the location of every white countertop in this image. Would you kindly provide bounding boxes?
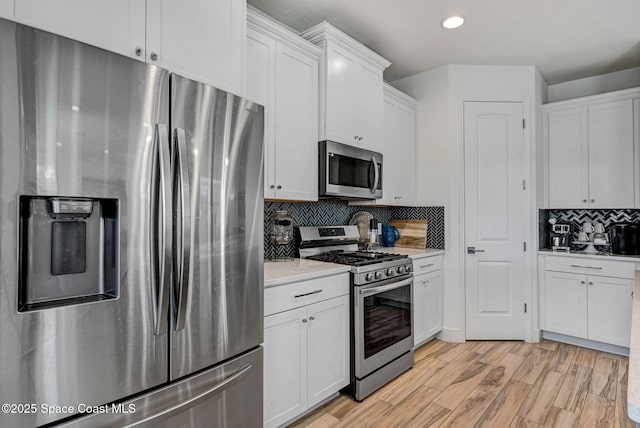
[538,249,640,263]
[627,271,640,422]
[264,259,351,288]
[376,247,445,259]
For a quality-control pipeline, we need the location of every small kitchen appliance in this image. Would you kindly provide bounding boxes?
[611,223,640,255]
[550,223,571,251]
[298,225,413,401]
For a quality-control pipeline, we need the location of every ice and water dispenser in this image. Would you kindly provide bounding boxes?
[18,196,119,311]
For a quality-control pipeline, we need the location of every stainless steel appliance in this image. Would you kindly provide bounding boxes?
[319,140,383,199]
[299,226,413,401]
[0,19,264,427]
[550,223,571,251]
[611,223,640,255]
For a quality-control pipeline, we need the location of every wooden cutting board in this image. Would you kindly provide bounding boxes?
[388,219,428,249]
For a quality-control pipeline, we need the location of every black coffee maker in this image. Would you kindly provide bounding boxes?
[549,223,570,251]
[611,223,640,255]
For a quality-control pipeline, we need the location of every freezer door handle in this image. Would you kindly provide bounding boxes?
[122,364,253,427]
[150,123,172,336]
[173,128,191,331]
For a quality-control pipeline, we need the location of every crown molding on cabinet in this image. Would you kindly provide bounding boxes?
[300,21,391,71]
[542,86,640,111]
[383,82,418,108]
[247,5,322,60]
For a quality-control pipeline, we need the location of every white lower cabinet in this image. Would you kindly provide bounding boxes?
[412,255,443,347]
[264,275,349,428]
[541,255,634,348]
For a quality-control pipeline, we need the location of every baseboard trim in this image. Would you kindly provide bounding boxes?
[542,331,629,356]
[438,327,465,343]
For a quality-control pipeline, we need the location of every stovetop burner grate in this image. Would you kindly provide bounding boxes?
[306,251,407,267]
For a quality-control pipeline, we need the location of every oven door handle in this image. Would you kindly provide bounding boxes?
[359,277,413,297]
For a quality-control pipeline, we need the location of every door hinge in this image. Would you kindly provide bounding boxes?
[524,303,527,313]
[522,179,526,190]
[522,118,526,129]
[523,242,527,252]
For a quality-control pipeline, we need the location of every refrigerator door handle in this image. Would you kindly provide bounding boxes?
[122,364,253,427]
[151,123,172,336]
[173,128,191,331]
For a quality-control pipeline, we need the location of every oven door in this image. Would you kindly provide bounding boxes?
[319,140,382,199]
[354,276,413,379]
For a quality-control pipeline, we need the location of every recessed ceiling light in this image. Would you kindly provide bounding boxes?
[442,16,465,29]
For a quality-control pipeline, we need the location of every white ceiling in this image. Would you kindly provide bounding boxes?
[248,0,640,85]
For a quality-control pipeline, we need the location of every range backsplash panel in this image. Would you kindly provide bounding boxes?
[264,201,445,260]
[538,208,640,249]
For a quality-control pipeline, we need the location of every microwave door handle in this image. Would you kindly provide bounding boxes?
[173,128,191,331]
[371,156,379,194]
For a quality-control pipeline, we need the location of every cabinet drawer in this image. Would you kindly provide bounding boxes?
[544,256,635,279]
[265,274,350,316]
[412,255,443,276]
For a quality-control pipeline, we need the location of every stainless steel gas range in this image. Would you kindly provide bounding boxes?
[299,226,414,401]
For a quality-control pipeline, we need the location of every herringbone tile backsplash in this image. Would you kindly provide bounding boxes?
[539,209,640,248]
[264,201,445,260]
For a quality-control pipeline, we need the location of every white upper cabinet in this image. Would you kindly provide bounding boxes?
[146,0,244,93]
[245,7,321,201]
[14,0,146,60]
[301,22,390,152]
[13,0,245,94]
[544,88,640,209]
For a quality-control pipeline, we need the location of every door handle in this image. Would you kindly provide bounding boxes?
[173,128,191,331]
[467,247,485,254]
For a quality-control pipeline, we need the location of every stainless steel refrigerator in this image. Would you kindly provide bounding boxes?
[0,18,264,427]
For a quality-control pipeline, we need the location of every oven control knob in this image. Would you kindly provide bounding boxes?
[406,265,412,272]
[374,271,382,280]
[386,268,394,276]
[396,266,405,274]
[365,273,373,281]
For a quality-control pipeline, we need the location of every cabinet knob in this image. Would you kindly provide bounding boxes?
[135,47,143,57]
[309,316,315,321]
[150,52,158,61]
[582,199,588,203]
[590,199,595,203]
[354,136,358,140]
[359,136,363,141]
[270,185,275,189]
[581,281,586,284]
[589,282,593,285]
[301,318,307,323]
[277,185,282,189]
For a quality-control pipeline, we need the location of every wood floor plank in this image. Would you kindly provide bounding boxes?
[438,389,495,428]
[377,386,443,427]
[478,342,517,366]
[432,361,492,410]
[333,398,392,428]
[425,351,483,391]
[617,355,629,385]
[576,393,615,428]
[536,340,560,352]
[542,407,579,428]
[614,380,635,428]
[513,347,553,385]
[590,353,619,400]
[290,412,341,428]
[432,342,470,363]
[573,347,598,369]
[415,340,450,362]
[546,343,578,374]
[509,416,543,428]
[553,364,593,412]
[322,395,359,420]
[405,402,450,428]
[477,352,525,395]
[517,370,564,424]
[474,379,532,428]
[372,357,447,405]
[511,342,535,357]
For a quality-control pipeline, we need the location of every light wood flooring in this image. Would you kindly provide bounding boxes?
[289,339,634,428]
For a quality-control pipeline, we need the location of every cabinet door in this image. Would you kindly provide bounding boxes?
[424,270,443,338]
[547,107,589,208]
[588,99,635,208]
[395,103,416,204]
[146,0,244,94]
[378,95,399,205]
[0,0,13,20]
[587,276,633,347]
[245,29,276,199]
[356,61,383,151]
[412,274,427,347]
[307,295,350,407]
[542,271,588,338]
[15,0,145,59]
[324,42,358,144]
[264,307,308,428]
[273,43,319,201]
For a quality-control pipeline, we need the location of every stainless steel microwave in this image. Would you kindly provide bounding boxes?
[319,140,382,199]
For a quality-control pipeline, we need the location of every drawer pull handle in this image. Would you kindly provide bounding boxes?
[570,264,603,270]
[420,264,435,269]
[294,289,323,298]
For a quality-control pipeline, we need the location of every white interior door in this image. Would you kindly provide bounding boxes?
[464,101,526,340]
